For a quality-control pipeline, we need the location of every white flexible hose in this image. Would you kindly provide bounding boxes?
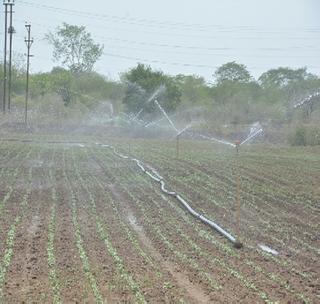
[99,143,241,247]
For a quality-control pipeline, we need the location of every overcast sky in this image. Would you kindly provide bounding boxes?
[2,0,320,81]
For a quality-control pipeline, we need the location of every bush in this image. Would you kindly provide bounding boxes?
[306,128,320,145]
[289,126,320,146]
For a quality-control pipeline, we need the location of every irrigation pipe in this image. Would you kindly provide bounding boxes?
[97,142,242,248]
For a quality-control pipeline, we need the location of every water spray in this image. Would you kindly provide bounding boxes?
[293,91,320,109]
[198,133,236,147]
[131,108,145,123]
[147,85,166,103]
[1,137,281,254]
[191,124,263,246]
[240,124,263,146]
[144,112,179,129]
[151,98,193,158]
[130,85,166,124]
[232,123,263,246]
[154,99,179,133]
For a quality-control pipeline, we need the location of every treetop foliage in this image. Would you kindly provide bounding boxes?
[3,54,319,129]
[213,61,253,85]
[258,67,316,88]
[45,23,104,74]
[122,63,181,115]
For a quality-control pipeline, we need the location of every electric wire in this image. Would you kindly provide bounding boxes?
[17,0,320,33]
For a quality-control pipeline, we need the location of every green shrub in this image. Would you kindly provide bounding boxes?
[306,128,320,145]
[289,126,320,146]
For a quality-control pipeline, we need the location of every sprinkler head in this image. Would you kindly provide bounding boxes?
[235,140,240,153]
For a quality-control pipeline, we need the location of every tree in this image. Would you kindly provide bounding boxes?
[50,67,74,106]
[211,62,261,124]
[45,23,103,73]
[0,52,26,96]
[213,61,252,84]
[258,67,315,88]
[258,67,320,120]
[174,74,212,106]
[30,72,51,98]
[122,63,181,115]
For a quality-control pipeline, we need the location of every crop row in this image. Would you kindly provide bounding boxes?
[126,142,319,259]
[0,166,33,301]
[47,147,62,304]
[93,144,314,303]
[92,147,282,303]
[69,147,147,303]
[61,148,104,303]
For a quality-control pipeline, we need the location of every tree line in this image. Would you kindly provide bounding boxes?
[1,23,319,144]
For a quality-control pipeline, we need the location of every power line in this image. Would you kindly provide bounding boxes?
[2,35,320,74]
[18,0,212,32]
[18,0,320,32]
[9,20,320,57]
[2,47,320,72]
[17,0,320,41]
[3,3,319,78]
[102,52,213,69]
[15,32,320,62]
[100,52,320,71]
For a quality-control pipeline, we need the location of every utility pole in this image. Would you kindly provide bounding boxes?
[2,0,10,113]
[24,23,33,125]
[7,0,15,112]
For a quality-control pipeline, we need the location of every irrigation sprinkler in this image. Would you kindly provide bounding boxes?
[154,99,179,133]
[235,139,240,153]
[233,125,263,247]
[234,139,242,246]
[194,122,263,149]
[234,125,263,242]
[240,128,263,146]
[194,124,263,247]
[175,124,192,159]
[130,85,166,124]
[152,98,192,158]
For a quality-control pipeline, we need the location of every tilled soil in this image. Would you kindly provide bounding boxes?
[0,138,319,303]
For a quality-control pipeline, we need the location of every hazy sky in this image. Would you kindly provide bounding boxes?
[2,0,320,81]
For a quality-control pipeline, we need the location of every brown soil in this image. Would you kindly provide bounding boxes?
[0,138,319,303]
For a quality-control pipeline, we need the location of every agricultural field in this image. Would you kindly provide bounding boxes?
[0,133,319,303]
